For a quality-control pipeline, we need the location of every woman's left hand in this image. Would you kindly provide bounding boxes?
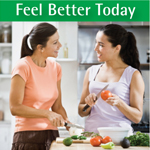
[105,94,121,107]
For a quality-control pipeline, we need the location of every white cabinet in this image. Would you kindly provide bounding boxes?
[0,122,11,150]
[0,22,12,77]
[0,22,12,121]
[58,22,78,60]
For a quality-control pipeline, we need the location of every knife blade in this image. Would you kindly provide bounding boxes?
[82,84,109,112]
[64,122,84,129]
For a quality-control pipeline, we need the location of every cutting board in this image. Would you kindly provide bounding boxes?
[56,137,90,143]
[51,142,150,150]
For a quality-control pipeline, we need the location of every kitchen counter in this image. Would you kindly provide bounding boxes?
[50,142,150,150]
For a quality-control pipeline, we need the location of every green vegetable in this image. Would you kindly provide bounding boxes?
[120,138,130,148]
[101,142,115,149]
[78,135,87,140]
[81,131,94,137]
[63,137,73,146]
[81,131,102,138]
[71,135,79,139]
[125,131,150,147]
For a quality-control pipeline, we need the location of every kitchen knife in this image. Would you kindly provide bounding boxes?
[64,122,84,129]
[82,84,109,112]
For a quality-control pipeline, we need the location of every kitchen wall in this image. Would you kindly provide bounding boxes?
[57,22,78,123]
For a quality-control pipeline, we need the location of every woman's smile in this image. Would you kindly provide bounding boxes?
[97,53,102,58]
[54,50,59,54]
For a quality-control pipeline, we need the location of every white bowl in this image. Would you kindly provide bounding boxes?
[97,127,130,145]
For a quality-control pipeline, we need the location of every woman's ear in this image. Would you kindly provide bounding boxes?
[37,44,44,52]
[116,44,121,52]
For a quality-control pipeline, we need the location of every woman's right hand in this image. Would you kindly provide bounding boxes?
[47,111,65,127]
[85,93,97,107]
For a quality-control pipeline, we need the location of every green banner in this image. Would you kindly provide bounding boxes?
[0,0,149,21]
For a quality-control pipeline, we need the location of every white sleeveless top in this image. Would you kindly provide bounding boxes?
[85,65,137,135]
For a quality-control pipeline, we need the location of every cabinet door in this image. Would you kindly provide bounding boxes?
[0,125,11,150]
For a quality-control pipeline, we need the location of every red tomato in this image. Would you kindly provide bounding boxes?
[101,136,112,144]
[90,136,101,147]
[101,90,112,100]
[96,136,103,141]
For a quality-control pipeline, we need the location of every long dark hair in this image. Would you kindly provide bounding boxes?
[100,24,140,72]
[21,22,57,58]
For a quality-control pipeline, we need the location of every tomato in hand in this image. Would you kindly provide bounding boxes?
[90,136,101,147]
[101,136,112,144]
[101,90,112,100]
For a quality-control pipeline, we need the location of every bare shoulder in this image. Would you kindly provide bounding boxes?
[131,70,144,88]
[132,70,143,80]
[84,67,91,79]
[86,67,91,74]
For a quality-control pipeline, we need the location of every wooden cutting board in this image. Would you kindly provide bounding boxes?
[50,142,150,150]
[56,137,90,143]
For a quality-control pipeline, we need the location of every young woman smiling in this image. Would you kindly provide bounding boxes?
[10,23,70,150]
[78,24,144,135]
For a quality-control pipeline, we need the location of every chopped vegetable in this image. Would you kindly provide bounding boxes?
[125,131,150,146]
[101,142,115,149]
[81,131,102,138]
[81,131,95,137]
[71,135,79,139]
[78,135,87,140]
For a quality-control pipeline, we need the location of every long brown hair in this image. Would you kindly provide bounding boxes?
[100,24,140,72]
[21,23,57,58]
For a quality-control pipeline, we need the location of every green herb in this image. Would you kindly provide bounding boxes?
[125,131,150,147]
[81,131,102,138]
[81,132,94,137]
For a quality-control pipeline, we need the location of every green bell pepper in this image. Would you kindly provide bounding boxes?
[101,142,115,149]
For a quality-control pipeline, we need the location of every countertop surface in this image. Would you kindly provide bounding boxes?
[50,142,150,150]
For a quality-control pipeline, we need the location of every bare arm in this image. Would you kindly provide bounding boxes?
[9,75,64,127]
[107,71,144,123]
[78,68,97,117]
